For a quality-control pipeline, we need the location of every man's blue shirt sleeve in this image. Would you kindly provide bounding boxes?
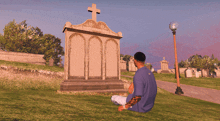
[133,73,145,97]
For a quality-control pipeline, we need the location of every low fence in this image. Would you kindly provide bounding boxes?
[0,50,45,65]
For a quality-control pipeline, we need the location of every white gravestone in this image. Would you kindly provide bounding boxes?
[201,69,209,77]
[151,68,154,72]
[120,57,127,72]
[214,66,220,78]
[195,71,201,78]
[128,57,137,72]
[185,68,193,78]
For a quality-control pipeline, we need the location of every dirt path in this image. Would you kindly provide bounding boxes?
[121,75,220,105]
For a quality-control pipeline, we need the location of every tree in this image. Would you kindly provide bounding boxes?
[123,54,132,62]
[211,54,215,60]
[3,19,20,52]
[120,54,124,58]
[178,60,186,68]
[1,19,64,66]
[206,54,219,75]
[2,19,33,52]
[0,33,5,50]
[189,54,203,70]
[41,34,64,66]
[144,63,152,70]
[201,55,210,69]
[123,54,132,71]
[188,54,202,63]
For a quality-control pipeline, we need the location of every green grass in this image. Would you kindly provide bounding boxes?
[121,72,220,90]
[0,60,64,72]
[0,61,220,120]
[0,87,220,120]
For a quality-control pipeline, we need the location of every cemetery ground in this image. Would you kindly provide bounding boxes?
[0,61,220,120]
[121,72,220,90]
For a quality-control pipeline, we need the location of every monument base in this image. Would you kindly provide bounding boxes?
[121,69,127,72]
[59,79,127,94]
[160,70,170,73]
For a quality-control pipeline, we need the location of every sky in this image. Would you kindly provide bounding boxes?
[0,0,220,71]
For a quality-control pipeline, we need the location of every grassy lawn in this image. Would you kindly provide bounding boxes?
[1,88,220,120]
[0,60,64,72]
[121,72,220,90]
[0,61,220,120]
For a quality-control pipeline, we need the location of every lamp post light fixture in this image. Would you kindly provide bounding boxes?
[169,22,184,95]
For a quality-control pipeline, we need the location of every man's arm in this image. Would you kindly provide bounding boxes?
[124,96,141,109]
[128,83,134,94]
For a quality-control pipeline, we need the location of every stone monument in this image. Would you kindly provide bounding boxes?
[185,67,193,78]
[49,58,54,66]
[59,58,63,67]
[195,71,200,78]
[120,57,127,72]
[128,57,137,72]
[145,63,151,70]
[214,66,220,78]
[158,57,170,73]
[151,68,154,72]
[60,3,126,93]
[201,69,209,77]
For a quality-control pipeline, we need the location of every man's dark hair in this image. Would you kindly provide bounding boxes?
[134,52,146,63]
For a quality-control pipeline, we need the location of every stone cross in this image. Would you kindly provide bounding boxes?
[88,3,100,22]
[163,57,165,60]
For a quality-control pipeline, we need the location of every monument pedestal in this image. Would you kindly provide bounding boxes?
[160,70,170,73]
[60,79,127,94]
[160,57,170,74]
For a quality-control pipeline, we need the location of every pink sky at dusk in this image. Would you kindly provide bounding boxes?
[146,21,220,70]
[0,0,220,71]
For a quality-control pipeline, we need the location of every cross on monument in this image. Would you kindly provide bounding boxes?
[88,3,100,22]
[163,57,165,60]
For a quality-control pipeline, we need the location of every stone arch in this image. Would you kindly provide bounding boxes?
[88,36,103,79]
[105,39,118,79]
[68,33,86,79]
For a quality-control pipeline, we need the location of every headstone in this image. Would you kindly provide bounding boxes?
[59,58,63,67]
[214,66,220,78]
[198,71,202,77]
[151,68,154,72]
[170,69,175,73]
[60,3,126,93]
[191,68,197,75]
[201,69,209,77]
[128,57,137,72]
[195,71,201,78]
[49,58,54,66]
[160,57,170,73]
[185,67,193,78]
[146,63,151,70]
[179,68,187,74]
[120,57,127,72]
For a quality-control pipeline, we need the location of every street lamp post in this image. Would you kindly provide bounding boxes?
[169,22,184,95]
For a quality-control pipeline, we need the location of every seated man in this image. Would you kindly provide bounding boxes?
[111,52,157,113]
